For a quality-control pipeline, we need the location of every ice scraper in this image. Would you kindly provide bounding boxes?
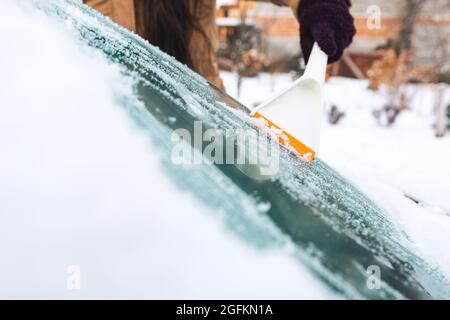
[251,43,328,163]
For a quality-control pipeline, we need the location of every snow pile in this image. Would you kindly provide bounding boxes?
[0,0,335,299]
[222,71,450,279]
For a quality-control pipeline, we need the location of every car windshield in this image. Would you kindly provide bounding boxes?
[1,0,449,299]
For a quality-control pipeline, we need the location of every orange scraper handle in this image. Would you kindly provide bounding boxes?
[253,112,316,164]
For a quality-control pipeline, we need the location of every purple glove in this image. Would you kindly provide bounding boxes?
[298,0,356,63]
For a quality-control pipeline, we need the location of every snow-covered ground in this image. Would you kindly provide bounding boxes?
[222,71,450,278]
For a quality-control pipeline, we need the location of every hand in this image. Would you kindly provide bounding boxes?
[298,0,356,63]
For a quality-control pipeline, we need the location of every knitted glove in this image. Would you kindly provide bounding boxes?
[298,0,356,63]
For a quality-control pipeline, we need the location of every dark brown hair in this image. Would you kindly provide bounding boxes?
[134,0,213,69]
